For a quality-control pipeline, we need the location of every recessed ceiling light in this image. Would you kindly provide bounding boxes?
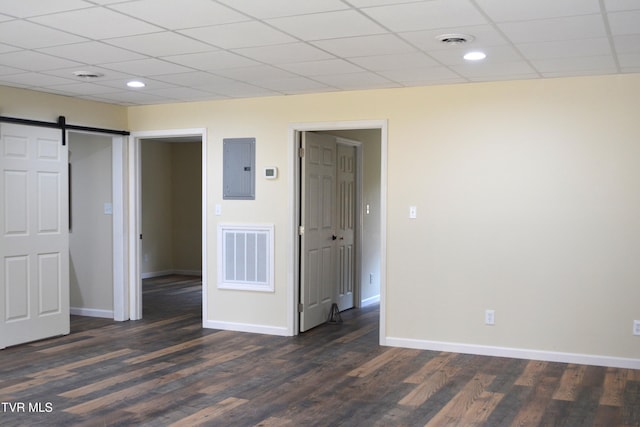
[127,80,146,88]
[73,70,104,79]
[463,51,487,61]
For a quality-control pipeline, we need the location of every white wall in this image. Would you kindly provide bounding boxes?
[128,74,640,366]
[69,133,113,316]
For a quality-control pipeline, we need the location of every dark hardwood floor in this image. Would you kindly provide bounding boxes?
[1,275,639,426]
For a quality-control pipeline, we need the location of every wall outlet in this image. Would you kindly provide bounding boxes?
[633,320,640,336]
[485,309,495,326]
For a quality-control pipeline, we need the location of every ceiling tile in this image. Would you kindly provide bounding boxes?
[101,58,194,76]
[233,42,334,64]
[211,65,298,82]
[350,52,439,71]
[312,72,399,90]
[348,0,425,6]
[517,38,612,60]
[428,44,523,66]
[146,87,220,101]
[312,34,416,58]
[530,55,617,73]
[201,82,278,98]
[361,0,487,32]
[474,0,600,22]
[38,41,145,65]
[162,51,260,71]
[0,20,87,49]
[451,61,537,78]
[278,59,364,76]
[216,0,349,19]
[0,0,91,18]
[604,0,640,11]
[400,25,508,51]
[498,15,607,43]
[109,0,248,30]
[151,71,236,87]
[0,43,19,54]
[43,66,137,82]
[614,34,640,53]
[0,50,82,71]
[94,90,169,105]
[257,76,330,93]
[0,64,22,75]
[378,65,462,82]
[266,10,386,40]
[180,21,296,49]
[0,72,77,87]
[618,53,640,67]
[106,32,214,57]
[608,10,640,35]
[94,77,177,91]
[44,82,124,95]
[30,7,163,39]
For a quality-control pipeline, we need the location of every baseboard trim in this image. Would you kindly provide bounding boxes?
[70,307,114,319]
[204,320,290,337]
[384,337,640,370]
[142,269,202,279]
[361,294,380,307]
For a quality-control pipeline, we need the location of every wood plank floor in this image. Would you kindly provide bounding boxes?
[1,275,639,426]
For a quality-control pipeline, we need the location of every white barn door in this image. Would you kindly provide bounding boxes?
[0,123,69,348]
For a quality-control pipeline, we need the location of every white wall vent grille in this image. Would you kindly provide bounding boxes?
[217,223,274,292]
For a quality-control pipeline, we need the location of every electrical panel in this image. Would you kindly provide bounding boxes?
[223,137,255,200]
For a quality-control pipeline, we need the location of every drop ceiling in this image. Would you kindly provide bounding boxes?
[0,0,638,106]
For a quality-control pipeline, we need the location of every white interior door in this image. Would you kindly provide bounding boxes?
[336,143,356,311]
[0,123,69,348]
[300,132,336,332]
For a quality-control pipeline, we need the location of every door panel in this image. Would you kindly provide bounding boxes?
[300,132,336,332]
[336,144,356,311]
[1,123,69,349]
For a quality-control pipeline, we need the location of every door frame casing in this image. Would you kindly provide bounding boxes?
[128,128,207,322]
[288,120,388,340]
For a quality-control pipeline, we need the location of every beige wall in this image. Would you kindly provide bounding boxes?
[69,133,113,313]
[128,73,640,362]
[171,142,202,272]
[0,85,127,130]
[3,73,640,364]
[141,140,202,276]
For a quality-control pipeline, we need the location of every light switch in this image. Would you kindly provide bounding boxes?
[215,204,222,216]
[104,202,113,215]
[409,206,417,219]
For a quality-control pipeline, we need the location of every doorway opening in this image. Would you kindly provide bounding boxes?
[129,129,207,323]
[290,121,387,339]
[68,131,126,322]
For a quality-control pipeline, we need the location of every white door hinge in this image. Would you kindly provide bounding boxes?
[299,147,305,158]
[298,303,304,312]
[298,226,304,235]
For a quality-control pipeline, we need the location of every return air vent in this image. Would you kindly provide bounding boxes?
[217,223,274,292]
